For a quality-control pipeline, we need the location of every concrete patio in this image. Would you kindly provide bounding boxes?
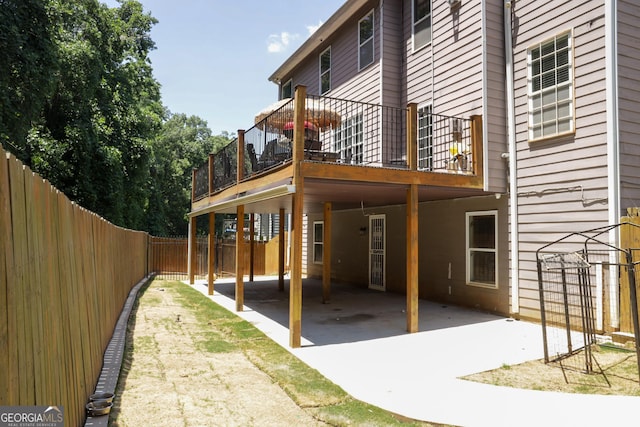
[191,276,640,426]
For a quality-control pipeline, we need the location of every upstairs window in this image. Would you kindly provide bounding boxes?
[320,47,331,94]
[417,105,433,171]
[281,79,292,99]
[528,31,573,140]
[359,11,374,70]
[413,0,431,50]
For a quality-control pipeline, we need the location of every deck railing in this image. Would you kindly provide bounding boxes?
[246,95,407,173]
[421,113,474,174]
[192,94,478,202]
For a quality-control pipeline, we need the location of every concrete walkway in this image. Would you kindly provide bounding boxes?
[190,276,639,427]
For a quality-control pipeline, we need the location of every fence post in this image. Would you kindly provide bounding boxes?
[249,213,255,282]
[188,216,197,284]
[208,212,215,295]
[235,205,245,311]
[279,208,285,291]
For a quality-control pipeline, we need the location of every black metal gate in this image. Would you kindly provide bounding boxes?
[536,223,640,383]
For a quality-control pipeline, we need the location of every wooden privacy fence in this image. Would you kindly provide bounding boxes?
[0,145,149,426]
[150,233,289,279]
[620,210,640,333]
[149,236,207,280]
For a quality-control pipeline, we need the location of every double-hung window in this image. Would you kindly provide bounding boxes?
[466,211,497,288]
[413,0,431,50]
[528,31,573,140]
[333,114,364,164]
[313,221,323,264]
[320,47,331,95]
[359,11,374,70]
[417,105,433,171]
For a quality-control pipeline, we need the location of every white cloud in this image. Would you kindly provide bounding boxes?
[267,31,300,53]
[306,20,324,36]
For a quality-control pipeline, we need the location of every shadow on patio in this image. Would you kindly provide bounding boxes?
[204,276,505,346]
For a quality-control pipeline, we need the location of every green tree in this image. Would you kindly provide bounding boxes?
[2,0,164,228]
[0,0,58,155]
[148,113,230,236]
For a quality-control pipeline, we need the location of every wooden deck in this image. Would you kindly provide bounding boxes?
[188,86,486,347]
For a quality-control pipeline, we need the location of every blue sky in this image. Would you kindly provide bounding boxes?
[103,1,345,135]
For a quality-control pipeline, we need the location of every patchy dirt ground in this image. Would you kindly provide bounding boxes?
[109,280,327,427]
[463,344,640,396]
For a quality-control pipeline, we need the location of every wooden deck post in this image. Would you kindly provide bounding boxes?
[406,102,419,331]
[323,202,332,303]
[470,115,483,177]
[249,213,255,282]
[237,129,245,182]
[407,103,418,171]
[208,153,214,196]
[188,215,197,284]
[208,212,215,295]
[278,208,285,292]
[191,167,197,203]
[406,184,419,333]
[235,205,245,311]
[289,84,306,348]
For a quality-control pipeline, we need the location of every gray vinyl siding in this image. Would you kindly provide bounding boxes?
[404,0,432,106]
[484,1,507,193]
[511,0,609,320]
[281,1,381,103]
[404,0,507,193]
[618,0,640,212]
[380,1,403,108]
[330,4,381,102]
[431,0,484,117]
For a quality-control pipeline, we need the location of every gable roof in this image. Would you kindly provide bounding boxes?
[268,0,370,84]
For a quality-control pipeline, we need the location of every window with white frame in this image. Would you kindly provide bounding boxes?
[320,47,331,94]
[313,221,323,264]
[413,0,431,50]
[333,113,364,164]
[466,211,497,288]
[528,31,573,140]
[281,79,292,99]
[417,105,433,171]
[359,11,374,70]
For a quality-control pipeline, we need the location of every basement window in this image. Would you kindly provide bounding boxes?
[313,221,323,264]
[466,211,497,288]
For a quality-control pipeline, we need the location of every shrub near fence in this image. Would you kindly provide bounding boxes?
[0,145,149,426]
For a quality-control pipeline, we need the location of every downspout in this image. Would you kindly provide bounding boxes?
[504,0,519,314]
[481,0,489,190]
[605,0,620,328]
[379,0,383,105]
